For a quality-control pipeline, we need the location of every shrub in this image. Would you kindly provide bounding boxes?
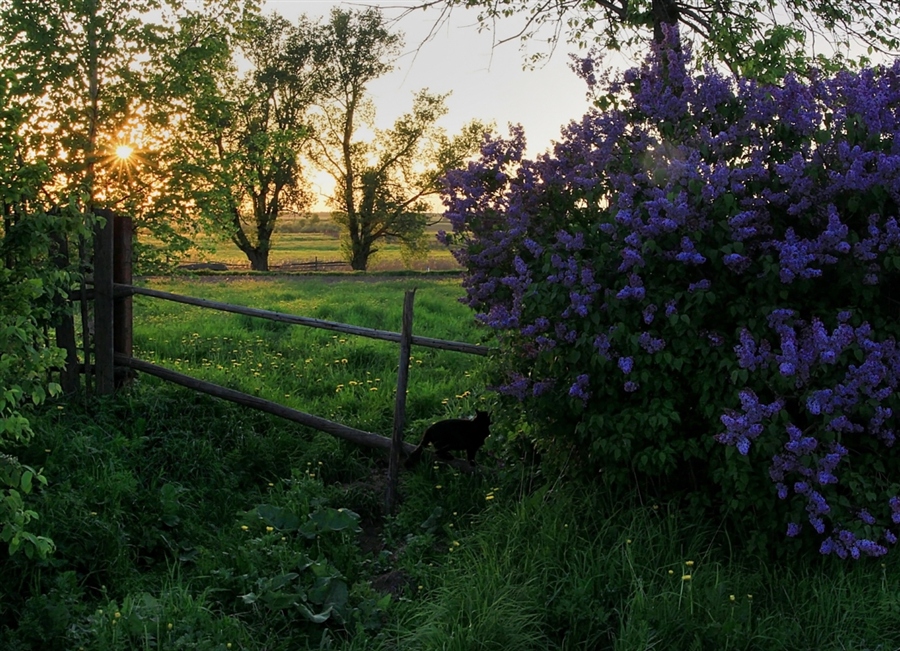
[440,29,900,558]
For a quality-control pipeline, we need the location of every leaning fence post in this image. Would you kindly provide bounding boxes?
[385,289,416,514]
[93,208,115,395]
[113,214,133,387]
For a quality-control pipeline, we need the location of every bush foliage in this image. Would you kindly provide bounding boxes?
[441,30,900,558]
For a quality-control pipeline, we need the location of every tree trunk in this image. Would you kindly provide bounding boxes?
[349,239,370,271]
[244,247,270,271]
[652,0,680,44]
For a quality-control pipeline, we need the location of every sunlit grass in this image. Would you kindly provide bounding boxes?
[131,276,493,435]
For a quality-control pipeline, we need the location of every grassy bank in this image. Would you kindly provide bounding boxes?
[3,276,899,650]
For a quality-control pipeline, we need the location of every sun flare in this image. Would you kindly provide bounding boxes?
[115,144,134,160]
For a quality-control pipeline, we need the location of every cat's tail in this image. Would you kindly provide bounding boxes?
[404,444,425,469]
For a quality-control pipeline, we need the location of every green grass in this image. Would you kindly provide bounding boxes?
[131,276,492,435]
[4,276,900,650]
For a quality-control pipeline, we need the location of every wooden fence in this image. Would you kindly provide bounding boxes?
[63,213,491,513]
[178,258,349,272]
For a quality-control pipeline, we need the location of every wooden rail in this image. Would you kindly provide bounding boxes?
[115,354,474,473]
[120,284,491,356]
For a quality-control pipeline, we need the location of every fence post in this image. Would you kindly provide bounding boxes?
[385,289,416,514]
[113,214,133,387]
[93,208,116,395]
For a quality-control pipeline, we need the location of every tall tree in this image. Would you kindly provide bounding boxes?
[308,7,487,271]
[409,0,900,79]
[158,11,316,271]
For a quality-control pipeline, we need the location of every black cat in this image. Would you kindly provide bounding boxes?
[404,410,491,468]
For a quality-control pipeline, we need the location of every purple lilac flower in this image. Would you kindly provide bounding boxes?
[568,374,591,401]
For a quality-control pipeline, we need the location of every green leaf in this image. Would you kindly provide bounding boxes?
[254,504,302,532]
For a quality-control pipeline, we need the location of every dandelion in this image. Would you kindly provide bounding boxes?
[114,611,121,619]
[668,569,674,575]
[682,574,692,581]
[729,595,735,602]
[685,560,694,567]
[452,540,460,546]
[370,387,378,391]
[485,492,495,501]
[167,623,173,630]
[747,594,753,600]
[626,539,632,544]
[435,485,442,489]
[266,526,274,532]
[241,525,248,531]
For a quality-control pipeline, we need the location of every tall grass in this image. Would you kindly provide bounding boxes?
[392,482,900,651]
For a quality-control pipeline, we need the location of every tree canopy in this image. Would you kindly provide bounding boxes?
[157,11,318,271]
[411,0,900,79]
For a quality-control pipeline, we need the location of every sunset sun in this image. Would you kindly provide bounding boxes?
[115,144,134,160]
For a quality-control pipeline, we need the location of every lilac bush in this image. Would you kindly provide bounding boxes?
[441,31,900,558]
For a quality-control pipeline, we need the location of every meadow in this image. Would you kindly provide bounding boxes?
[3,275,900,650]
[185,213,461,272]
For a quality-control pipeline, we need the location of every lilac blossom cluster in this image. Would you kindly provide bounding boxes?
[720,312,900,557]
[440,29,900,558]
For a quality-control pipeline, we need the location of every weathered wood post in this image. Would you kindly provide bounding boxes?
[113,214,133,387]
[93,208,115,395]
[385,289,416,514]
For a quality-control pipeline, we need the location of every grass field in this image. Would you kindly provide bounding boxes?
[184,213,461,272]
[4,275,900,650]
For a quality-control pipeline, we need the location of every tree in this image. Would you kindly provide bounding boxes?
[159,11,317,271]
[308,7,487,271]
[410,0,900,79]
[0,0,249,554]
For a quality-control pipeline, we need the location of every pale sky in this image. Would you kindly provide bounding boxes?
[264,0,596,207]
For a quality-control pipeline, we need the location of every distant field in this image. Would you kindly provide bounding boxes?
[183,212,461,272]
